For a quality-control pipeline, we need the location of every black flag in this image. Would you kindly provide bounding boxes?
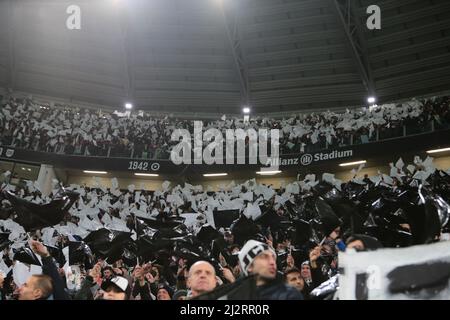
[3,190,79,231]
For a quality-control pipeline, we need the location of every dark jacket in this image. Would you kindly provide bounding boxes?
[311,263,330,290]
[131,280,154,300]
[256,280,304,300]
[74,276,97,300]
[41,256,70,300]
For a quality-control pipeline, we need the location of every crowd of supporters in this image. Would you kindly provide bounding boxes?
[1,95,449,159]
[1,154,449,300]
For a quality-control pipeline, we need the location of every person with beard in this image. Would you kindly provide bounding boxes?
[284,268,308,298]
[99,266,115,295]
[238,240,303,300]
[102,266,115,281]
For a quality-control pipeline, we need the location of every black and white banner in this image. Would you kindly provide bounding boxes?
[339,240,450,300]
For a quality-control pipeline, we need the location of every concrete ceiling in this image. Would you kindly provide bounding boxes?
[0,0,449,114]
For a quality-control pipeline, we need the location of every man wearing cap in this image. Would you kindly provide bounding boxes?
[101,276,130,300]
[186,261,217,298]
[156,283,173,300]
[238,240,303,300]
[76,262,126,300]
[172,289,188,300]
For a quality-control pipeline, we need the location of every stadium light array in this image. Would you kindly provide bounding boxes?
[256,170,282,175]
[203,173,228,177]
[83,170,108,174]
[134,173,159,177]
[339,160,367,167]
[427,147,450,154]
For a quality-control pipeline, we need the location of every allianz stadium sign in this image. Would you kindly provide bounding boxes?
[1,129,448,173]
[0,145,352,171]
[300,149,353,166]
[266,149,353,167]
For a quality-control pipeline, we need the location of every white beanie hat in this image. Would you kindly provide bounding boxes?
[238,240,276,276]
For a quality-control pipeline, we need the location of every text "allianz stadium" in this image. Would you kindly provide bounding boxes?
[266,150,353,166]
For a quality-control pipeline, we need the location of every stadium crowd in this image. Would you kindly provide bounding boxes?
[1,95,449,159]
[0,155,449,300]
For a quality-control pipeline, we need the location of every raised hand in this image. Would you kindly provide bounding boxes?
[222,267,235,283]
[145,272,155,284]
[133,266,144,279]
[30,240,50,258]
[89,263,102,279]
[309,246,321,269]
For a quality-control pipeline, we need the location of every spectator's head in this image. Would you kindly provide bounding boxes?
[18,275,53,300]
[238,240,277,285]
[156,284,173,300]
[284,268,304,292]
[102,266,114,280]
[300,261,311,280]
[101,276,129,300]
[346,234,383,251]
[172,289,188,300]
[187,261,217,298]
[224,230,234,244]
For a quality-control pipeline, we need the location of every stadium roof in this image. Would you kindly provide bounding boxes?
[0,0,449,114]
